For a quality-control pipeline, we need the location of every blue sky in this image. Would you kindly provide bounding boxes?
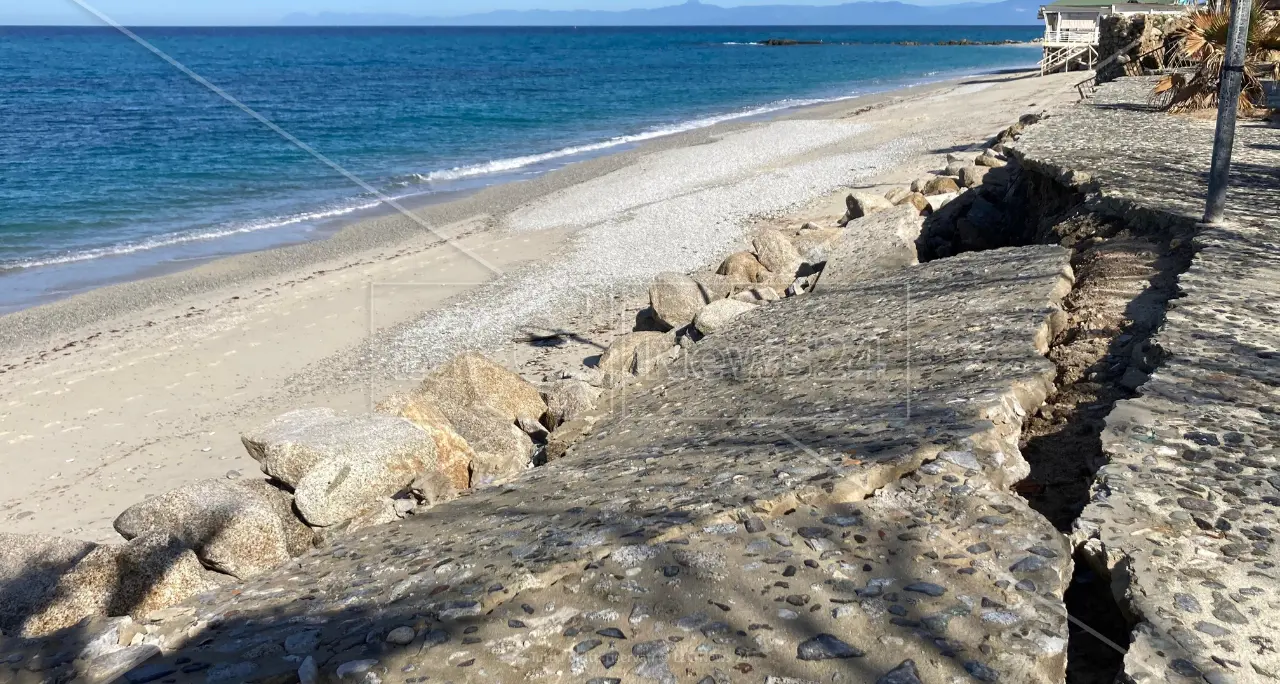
[4,0,983,25]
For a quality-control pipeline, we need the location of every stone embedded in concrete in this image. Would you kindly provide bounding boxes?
[113,479,292,580]
[815,205,924,288]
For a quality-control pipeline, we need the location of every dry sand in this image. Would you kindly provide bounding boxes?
[0,70,1084,543]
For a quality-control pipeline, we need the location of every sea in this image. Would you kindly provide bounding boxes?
[0,26,1041,311]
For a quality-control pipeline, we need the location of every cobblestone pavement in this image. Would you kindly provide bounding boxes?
[1018,78,1280,683]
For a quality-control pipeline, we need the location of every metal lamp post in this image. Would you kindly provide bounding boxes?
[1203,0,1254,224]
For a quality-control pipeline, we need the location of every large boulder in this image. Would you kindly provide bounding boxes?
[291,416,439,527]
[241,408,347,487]
[752,229,804,280]
[19,533,219,637]
[378,392,476,490]
[883,187,912,205]
[894,191,930,214]
[598,331,677,388]
[789,227,846,264]
[846,192,894,221]
[716,251,770,284]
[447,404,535,487]
[541,380,601,430]
[0,534,97,635]
[690,272,736,301]
[959,165,990,189]
[418,352,547,425]
[926,192,960,212]
[922,176,961,196]
[113,479,291,579]
[236,479,316,558]
[732,286,781,304]
[943,161,968,177]
[693,299,757,336]
[976,150,1007,168]
[648,272,709,331]
[816,205,924,288]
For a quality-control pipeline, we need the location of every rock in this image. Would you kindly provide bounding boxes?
[649,272,709,331]
[877,660,923,684]
[409,469,459,507]
[788,228,846,264]
[883,187,912,205]
[845,192,895,220]
[922,176,961,196]
[895,191,929,214]
[690,273,736,301]
[440,404,533,488]
[241,408,348,487]
[377,392,476,491]
[797,633,865,660]
[732,286,781,304]
[944,161,968,177]
[298,656,319,684]
[290,416,438,527]
[114,479,291,580]
[598,331,677,388]
[236,480,315,557]
[926,192,959,212]
[343,499,400,533]
[0,534,97,635]
[716,251,770,284]
[419,352,547,425]
[693,299,757,336]
[976,151,1007,168]
[752,229,804,278]
[545,418,593,462]
[386,626,416,645]
[82,644,161,684]
[542,380,601,430]
[959,165,990,188]
[909,177,932,193]
[817,205,923,288]
[20,533,217,637]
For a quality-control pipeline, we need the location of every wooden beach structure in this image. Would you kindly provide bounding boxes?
[1038,0,1189,74]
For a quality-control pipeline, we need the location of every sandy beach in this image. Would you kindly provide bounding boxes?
[0,69,1083,543]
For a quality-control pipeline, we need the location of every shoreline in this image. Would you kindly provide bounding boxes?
[0,68,1082,543]
[0,60,1038,329]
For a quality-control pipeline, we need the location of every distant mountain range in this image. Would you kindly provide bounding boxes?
[281,0,1043,27]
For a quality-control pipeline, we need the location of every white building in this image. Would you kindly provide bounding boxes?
[1039,0,1190,74]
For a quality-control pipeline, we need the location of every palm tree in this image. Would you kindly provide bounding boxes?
[1153,7,1280,112]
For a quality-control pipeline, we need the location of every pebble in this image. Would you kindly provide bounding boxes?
[385,626,415,645]
[796,633,865,661]
[876,659,923,684]
[904,582,947,597]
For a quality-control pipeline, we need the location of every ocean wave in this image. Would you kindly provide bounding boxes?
[720,42,763,46]
[0,200,381,271]
[400,94,862,186]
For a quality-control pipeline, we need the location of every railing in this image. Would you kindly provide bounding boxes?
[1044,28,1099,45]
[1074,37,1144,97]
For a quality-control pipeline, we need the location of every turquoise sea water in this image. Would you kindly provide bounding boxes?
[0,26,1040,307]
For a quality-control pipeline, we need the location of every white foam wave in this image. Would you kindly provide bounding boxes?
[1,200,380,271]
[403,94,862,186]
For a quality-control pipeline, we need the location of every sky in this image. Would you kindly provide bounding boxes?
[2,0,986,26]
